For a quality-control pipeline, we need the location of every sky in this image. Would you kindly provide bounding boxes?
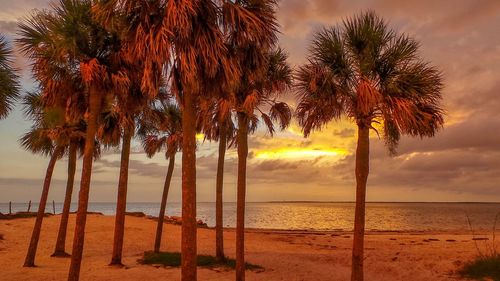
[1,0,500,203]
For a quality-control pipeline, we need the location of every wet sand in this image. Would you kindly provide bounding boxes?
[0,214,492,280]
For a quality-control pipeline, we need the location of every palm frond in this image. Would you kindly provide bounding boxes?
[295,11,444,151]
[0,35,21,119]
[19,127,55,157]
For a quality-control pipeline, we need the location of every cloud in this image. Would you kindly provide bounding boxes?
[2,0,500,202]
[0,20,18,34]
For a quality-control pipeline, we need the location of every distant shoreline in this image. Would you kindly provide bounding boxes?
[3,201,500,204]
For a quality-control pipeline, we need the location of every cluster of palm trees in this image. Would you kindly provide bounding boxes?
[0,1,444,281]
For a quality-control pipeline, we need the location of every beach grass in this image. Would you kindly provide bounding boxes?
[140,251,263,271]
[459,254,500,280]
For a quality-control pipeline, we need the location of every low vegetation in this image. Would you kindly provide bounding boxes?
[459,254,500,280]
[0,212,52,220]
[140,251,263,271]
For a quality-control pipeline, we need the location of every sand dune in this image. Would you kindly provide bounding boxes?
[0,214,490,280]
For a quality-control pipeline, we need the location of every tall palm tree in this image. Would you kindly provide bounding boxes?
[233,47,292,281]
[17,8,101,258]
[0,35,20,120]
[295,11,444,281]
[52,118,100,258]
[95,2,236,279]
[138,100,182,253]
[19,91,82,265]
[198,96,236,262]
[17,7,91,260]
[103,68,152,266]
[19,1,130,279]
[94,2,200,277]
[95,101,133,266]
[95,2,282,279]
[51,128,87,258]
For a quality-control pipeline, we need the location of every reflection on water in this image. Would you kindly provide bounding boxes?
[2,202,499,231]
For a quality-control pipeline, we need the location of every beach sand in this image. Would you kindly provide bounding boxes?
[0,214,490,281]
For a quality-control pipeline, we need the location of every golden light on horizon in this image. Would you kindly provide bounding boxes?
[254,148,349,160]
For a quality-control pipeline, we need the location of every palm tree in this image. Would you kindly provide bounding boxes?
[52,118,100,258]
[138,100,182,253]
[295,12,444,281]
[17,7,101,259]
[95,2,282,279]
[233,47,292,281]
[17,6,92,260]
[51,128,86,258]
[19,91,80,265]
[104,68,152,266]
[94,2,201,277]
[17,60,90,260]
[19,1,129,279]
[95,2,236,279]
[20,92,96,263]
[198,97,236,262]
[0,35,20,120]
[93,101,133,266]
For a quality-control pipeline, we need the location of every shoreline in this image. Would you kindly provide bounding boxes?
[1,212,493,236]
[0,214,490,280]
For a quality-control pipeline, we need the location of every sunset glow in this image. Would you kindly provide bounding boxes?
[254,148,349,160]
[2,1,500,280]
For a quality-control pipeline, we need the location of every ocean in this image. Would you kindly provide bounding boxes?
[1,202,500,232]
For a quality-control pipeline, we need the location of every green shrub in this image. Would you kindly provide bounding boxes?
[140,251,263,271]
[459,254,500,281]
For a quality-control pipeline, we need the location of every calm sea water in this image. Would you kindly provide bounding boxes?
[1,202,499,232]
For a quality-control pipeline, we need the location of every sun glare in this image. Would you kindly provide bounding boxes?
[255,148,348,160]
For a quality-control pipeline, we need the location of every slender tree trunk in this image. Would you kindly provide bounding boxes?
[181,91,197,281]
[215,123,227,262]
[351,124,370,281]
[236,113,248,281]
[110,127,133,266]
[67,87,102,281]
[154,154,176,253]
[23,146,63,267]
[52,142,77,257]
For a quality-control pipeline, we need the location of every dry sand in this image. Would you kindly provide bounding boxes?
[0,214,491,281]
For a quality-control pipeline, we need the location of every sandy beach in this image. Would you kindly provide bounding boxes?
[0,214,490,281]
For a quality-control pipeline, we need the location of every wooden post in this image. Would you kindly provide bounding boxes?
[27,200,32,212]
[9,201,12,215]
[53,200,56,215]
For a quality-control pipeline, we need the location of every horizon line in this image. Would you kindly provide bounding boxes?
[3,201,500,204]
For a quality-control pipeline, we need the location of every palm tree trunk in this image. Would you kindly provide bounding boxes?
[23,146,63,267]
[181,91,197,281]
[215,122,227,262]
[236,113,248,281]
[351,124,370,281]
[110,127,133,266]
[52,142,77,257]
[68,87,102,281]
[154,154,176,253]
